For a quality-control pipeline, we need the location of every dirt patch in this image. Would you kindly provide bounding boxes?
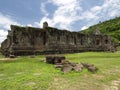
[25,82,36,86]
[93,74,104,80]
[48,76,99,90]
[0,58,10,60]
[0,74,4,77]
[108,68,120,74]
[15,72,23,75]
[47,77,69,90]
[33,73,41,76]
[110,86,118,90]
[112,80,120,86]
[103,68,120,76]
[0,58,16,61]
[103,79,120,90]
[103,85,110,90]
[110,79,120,90]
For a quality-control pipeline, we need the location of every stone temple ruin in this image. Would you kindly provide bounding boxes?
[1,22,115,56]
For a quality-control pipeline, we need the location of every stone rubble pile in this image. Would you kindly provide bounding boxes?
[55,60,98,73]
[45,55,98,73]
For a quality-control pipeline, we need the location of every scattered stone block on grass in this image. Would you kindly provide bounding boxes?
[46,55,65,64]
[81,62,98,73]
[9,55,16,58]
[87,66,98,73]
[45,55,98,73]
[81,63,94,68]
[54,64,63,68]
[61,64,73,73]
[73,64,84,72]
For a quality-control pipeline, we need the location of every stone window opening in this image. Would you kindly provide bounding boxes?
[96,39,100,45]
[105,40,108,44]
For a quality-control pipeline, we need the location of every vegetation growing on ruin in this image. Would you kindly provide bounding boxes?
[81,17,120,43]
[0,52,120,90]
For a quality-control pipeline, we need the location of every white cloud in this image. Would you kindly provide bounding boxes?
[80,0,120,30]
[34,17,54,28]
[27,24,33,27]
[100,0,120,18]
[109,10,118,17]
[0,12,20,44]
[0,13,19,30]
[91,6,102,12]
[40,2,49,16]
[81,11,99,21]
[38,0,120,31]
[0,29,8,44]
[81,26,89,30]
[49,0,76,6]
[39,0,82,30]
[0,29,8,37]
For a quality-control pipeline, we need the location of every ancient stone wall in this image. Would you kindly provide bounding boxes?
[1,24,115,56]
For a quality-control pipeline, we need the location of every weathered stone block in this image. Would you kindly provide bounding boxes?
[73,64,84,72]
[9,55,16,58]
[61,64,73,73]
[46,55,65,64]
[81,63,94,68]
[87,66,98,73]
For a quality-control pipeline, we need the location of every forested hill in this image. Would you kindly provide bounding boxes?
[80,17,120,43]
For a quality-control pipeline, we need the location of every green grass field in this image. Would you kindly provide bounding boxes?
[0,52,120,90]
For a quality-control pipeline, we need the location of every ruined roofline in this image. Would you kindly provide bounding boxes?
[10,24,109,36]
[10,24,80,34]
[10,25,42,30]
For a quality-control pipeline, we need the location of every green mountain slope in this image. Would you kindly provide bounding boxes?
[81,17,120,43]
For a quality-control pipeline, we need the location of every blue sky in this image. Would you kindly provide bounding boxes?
[0,0,120,43]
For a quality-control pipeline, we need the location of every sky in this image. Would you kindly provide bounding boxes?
[0,0,120,44]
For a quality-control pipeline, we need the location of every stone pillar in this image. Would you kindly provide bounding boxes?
[43,22,48,29]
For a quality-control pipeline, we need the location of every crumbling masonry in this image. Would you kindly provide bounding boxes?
[1,22,115,56]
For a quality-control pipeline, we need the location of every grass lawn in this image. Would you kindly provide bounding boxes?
[0,52,120,90]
